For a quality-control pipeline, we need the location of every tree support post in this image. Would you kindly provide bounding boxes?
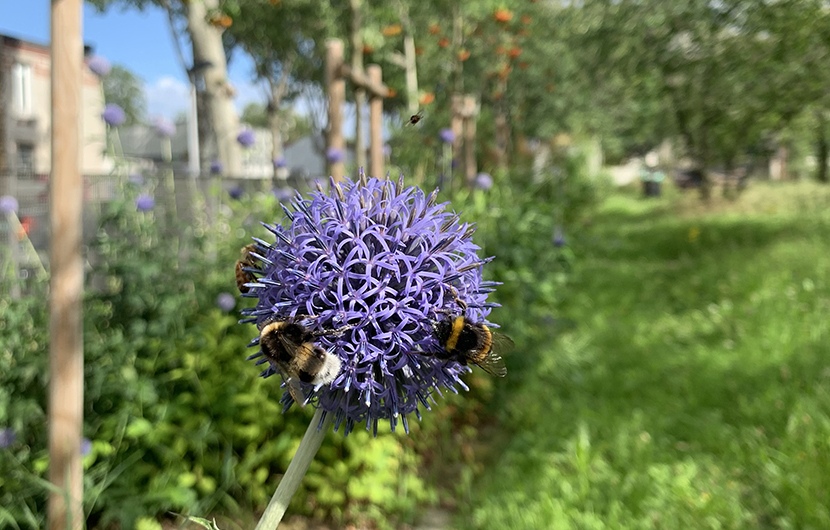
[326,39,346,181]
[49,0,85,528]
[368,65,384,179]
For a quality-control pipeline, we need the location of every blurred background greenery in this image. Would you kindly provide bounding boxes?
[3,0,830,528]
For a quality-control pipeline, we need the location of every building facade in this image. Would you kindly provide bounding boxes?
[0,34,108,178]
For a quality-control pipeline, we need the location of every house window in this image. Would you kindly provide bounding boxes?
[17,143,34,176]
[11,62,33,117]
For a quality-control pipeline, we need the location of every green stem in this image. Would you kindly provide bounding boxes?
[255,408,332,530]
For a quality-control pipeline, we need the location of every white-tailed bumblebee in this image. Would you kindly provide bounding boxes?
[235,244,261,293]
[432,316,511,377]
[258,318,350,406]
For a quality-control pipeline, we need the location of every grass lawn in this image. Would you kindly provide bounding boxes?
[465,182,830,529]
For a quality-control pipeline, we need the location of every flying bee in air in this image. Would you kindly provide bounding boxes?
[431,315,511,377]
[407,110,424,126]
[235,244,263,293]
[257,317,352,406]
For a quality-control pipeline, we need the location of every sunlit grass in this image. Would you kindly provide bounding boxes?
[467,181,830,529]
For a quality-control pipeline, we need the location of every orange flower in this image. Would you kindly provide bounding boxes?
[521,15,532,24]
[363,44,375,54]
[438,37,450,48]
[493,91,504,99]
[509,47,522,58]
[429,23,441,35]
[546,83,555,92]
[494,9,513,22]
[415,46,424,55]
[518,29,529,37]
[519,61,529,69]
[419,92,435,105]
[458,49,470,61]
[382,24,402,36]
[495,45,506,55]
[386,88,397,98]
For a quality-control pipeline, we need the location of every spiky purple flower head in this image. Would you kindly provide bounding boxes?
[135,194,155,211]
[87,55,111,77]
[382,144,392,158]
[102,104,126,127]
[81,437,92,456]
[0,428,15,448]
[0,195,19,215]
[128,173,144,186]
[217,292,236,312]
[473,172,493,191]
[326,147,345,164]
[210,160,223,175]
[237,129,256,148]
[553,226,566,248]
[153,116,176,138]
[228,185,244,200]
[274,156,287,169]
[242,171,500,435]
[439,128,455,144]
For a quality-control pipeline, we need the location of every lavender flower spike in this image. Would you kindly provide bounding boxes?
[242,171,499,435]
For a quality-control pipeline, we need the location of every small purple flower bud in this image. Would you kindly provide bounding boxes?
[0,195,19,215]
[81,437,92,456]
[216,292,236,312]
[273,157,287,168]
[102,104,126,127]
[228,185,244,200]
[128,174,144,186]
[135,194,155,211]
[243,171,501,435]
[439,128,455,144]
[87,55,111,77]
[272,187,294,202]
[210,160,223,175]
[473,172,493,191]
[237,129,256,148]
[326,147,345,164]
[0,428,16,448]
[152,116,176,138]
[553,226,566,247]
[382,144,392,157]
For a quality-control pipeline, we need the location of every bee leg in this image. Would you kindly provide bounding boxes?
[447,285,468,311]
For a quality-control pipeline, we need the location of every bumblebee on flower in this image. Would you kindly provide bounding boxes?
[239,172,509,436]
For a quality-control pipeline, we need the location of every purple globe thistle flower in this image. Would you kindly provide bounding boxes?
[326,147,345,164]
[135,194,155,211]
[382,144,392,158]
[0,428,16,448]
[217,292,236,312]
[274,156,287,169]
[228,185,244,200]
[553,226,566,248]
[237,129,256,148]
[81,437,92,456]
[128,173,144,186]
[153,116,176,138]
[102,104,126,127]
[273,187,294,203]
[242,172,500,435]
[473,172,493,191]
[0,195,19,215]
[210,159,223,175]
[439,128,456,144]
[87,55,111,77]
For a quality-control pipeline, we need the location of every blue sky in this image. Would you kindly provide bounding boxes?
[0,2,266,119]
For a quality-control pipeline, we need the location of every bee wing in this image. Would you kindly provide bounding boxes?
[284,377,307,408]
[476,333,513,377]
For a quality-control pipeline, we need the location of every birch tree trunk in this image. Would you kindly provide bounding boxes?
[183,0,241,176]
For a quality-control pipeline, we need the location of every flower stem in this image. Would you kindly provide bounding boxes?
[255,408,332,530]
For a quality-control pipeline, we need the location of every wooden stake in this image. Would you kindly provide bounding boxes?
[368,64,384,180]
[463,95,478,186]
[49,1,84,529]
[326,39,346,182]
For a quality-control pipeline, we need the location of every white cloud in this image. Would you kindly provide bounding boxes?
[145,76,190,120]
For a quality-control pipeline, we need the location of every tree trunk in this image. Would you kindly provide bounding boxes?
[350,0,366,171]
[817,112,828,183]
[183,0,241,176]
[395,1,419,114]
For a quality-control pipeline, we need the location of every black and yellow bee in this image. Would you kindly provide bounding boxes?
[432,316,511,377]
[258,318,351,406]
[407,111,424,125]
[235,244,262,293]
